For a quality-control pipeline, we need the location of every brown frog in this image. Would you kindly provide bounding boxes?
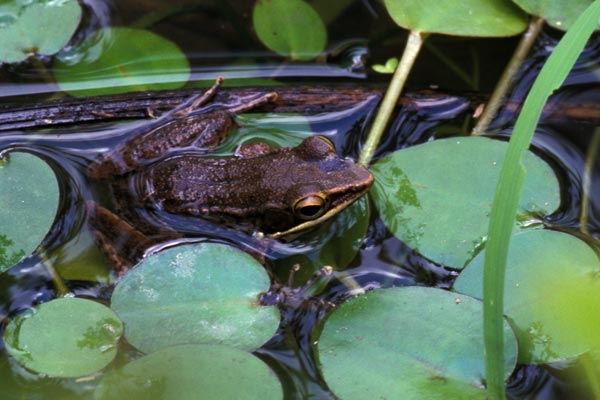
[88,77,374,271]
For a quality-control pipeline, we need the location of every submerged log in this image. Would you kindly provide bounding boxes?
[0,86,384,131]
[0,85,597,132]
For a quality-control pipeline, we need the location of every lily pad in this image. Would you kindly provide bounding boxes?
[111,243,279,354]
[3,298,123,378]
[95,344,282,400]
[454,229,600,364]
[0,151,59,271]
[513,0,595,31]
[316,286,518,399]
[253,0,327,60]
[384,0,527,36]
[53,27,190,97]
[0,0,82,63]
[370,137,560,269]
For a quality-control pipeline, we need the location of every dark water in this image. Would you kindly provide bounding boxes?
[1,1,600,399]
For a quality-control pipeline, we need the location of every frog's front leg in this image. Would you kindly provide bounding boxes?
[90,77,278,179]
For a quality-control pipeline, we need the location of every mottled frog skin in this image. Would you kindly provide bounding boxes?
[87,78,373,271]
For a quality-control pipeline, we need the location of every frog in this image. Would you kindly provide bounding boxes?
[87,77,374,272]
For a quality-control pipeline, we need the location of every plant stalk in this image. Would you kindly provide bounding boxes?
[482,2,600,398]
[358,30,426,166]
[472,17,545,136]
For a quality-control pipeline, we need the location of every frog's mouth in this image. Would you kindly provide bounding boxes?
[269,183,372,239]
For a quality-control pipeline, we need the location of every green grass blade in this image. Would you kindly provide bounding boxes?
[483,2,600,398]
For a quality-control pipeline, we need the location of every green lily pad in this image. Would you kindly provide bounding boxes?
[370,137,560,269]
[94,344,282,400]
[316,286,518,399]
[253,0,327,60]
[111,243,279,354]
[53,27,190,97]
[3,298,123,378]
[384,0,528,36]
[0,0,82,63]
[0,152,59,271]
[513,0,595,31]
[454,229,600,364]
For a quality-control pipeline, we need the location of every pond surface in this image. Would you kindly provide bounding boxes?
[1,1,600,399]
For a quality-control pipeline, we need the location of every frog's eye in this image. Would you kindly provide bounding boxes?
[293,194,330,220]
[315,136,336,151]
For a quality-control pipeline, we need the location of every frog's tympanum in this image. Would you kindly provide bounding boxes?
[88,77,374,271]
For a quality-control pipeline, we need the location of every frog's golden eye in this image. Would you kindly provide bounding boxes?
[293,194,329,220]
[315,136,336,151]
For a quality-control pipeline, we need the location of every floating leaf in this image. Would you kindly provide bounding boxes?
[95,344,282,400]
[316,286,517,399]
[372,57,399,74]
[370,137,560,269]
[3,298,123,378]
[53,27,190,97]
[513,0,595,31]
[111,243,279,354]
[384,0,527,36]
[454,229,600,364]
[0,152,59,271]
[0,0,82,63]
[253,0,327,60]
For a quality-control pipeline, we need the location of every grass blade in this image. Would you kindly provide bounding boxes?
[483,2,600,398]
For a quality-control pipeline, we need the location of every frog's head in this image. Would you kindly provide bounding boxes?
[268,135,373,238]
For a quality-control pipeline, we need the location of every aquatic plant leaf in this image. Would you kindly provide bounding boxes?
[3,298,123,378]
[95,344,282,400]
[372,57,399,74]
[111,243,279,354]
[0,0,82,63]
[253,0,327,60]
[454,229,600,364]
[384,0,528,36]
[370,137,560,269]
[316,286,517,399]
[513,0,595,31]
[0,152,59,271]
[53,27,190,97]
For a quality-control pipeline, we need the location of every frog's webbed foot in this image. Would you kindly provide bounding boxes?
[89,77,278,179]
[86,201,149,274]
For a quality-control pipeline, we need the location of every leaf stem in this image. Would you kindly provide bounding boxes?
[358,31,426,166]
[472,17,544,136]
